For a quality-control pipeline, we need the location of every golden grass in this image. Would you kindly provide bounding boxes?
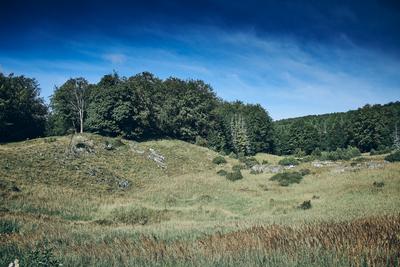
[1,134,400,266]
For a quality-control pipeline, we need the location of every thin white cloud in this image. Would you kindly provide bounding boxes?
[103,53,127,64]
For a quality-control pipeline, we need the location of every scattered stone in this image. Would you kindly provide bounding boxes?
[312,161,337,168]
[10,185,20,192]
[284,164,296,169]
[117,179,130,189]
[148,148,166,168]
[250,164,283,174]
[129,142,145,154]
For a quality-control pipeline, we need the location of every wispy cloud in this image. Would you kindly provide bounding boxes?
[103,53,127,64]
[1,26,399,119]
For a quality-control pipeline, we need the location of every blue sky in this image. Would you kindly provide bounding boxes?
[1,0,399,119]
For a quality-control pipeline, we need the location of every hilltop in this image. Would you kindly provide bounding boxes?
[1,134,399,266]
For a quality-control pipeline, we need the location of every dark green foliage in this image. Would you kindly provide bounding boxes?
[217,170,228,176]
[25,246,61,267]
[261,160,268,165]
[385,150,400,162]
[228,152,238,159]
[274,102,400,154]
[215,101,274,155]
[0,73,47,142]
[240,157,259,168]
[86,73,156,140]
[299,169,311,176]
[319,147,361,161]
[212,156,227,165]
[0,219,20,234]
[373,181,385,188]
[270,172,303,186]
[298,200,312,210]
[195,136,208,147]
[278,157,299,166]
[232,164,245,172]
[226,170,243,181]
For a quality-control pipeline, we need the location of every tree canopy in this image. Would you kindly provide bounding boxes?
[0,73,47,142]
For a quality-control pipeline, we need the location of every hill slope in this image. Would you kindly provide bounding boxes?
[1,134,400,266]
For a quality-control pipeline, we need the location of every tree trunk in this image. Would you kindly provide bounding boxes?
[80,110,84,133]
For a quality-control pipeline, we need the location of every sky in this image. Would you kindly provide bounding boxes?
[0,0,399,119]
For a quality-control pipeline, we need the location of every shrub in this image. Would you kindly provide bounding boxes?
[44,137,57,143]
[385,150,400,162]
[294,148,306,157]
[311,148,322,157]
[237,152,245,160]
[373,181,385,188]
[228,152,238,159]
[298,200,312,210]
[25,246,61,267]
[261,160,268,165]
[111,206,168,225]
[299,168,311,176]
[242,157,259,168]
[278,157,299,166]
[232,164,245,172]
[0,219,20,234]
[300,155,315,162]
[320,147,361,161]
[226,170,243,181]
[195,136,208,147]
[212,156,227,165]
[104,138,125,150]
[270,172,303,186]
[217,170,227,176]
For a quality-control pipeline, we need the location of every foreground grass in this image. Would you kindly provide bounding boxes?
[1,134,400,266]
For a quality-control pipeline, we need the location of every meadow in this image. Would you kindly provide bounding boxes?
[1,134,399,266]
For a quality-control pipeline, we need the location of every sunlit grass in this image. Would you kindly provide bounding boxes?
[1,134,399,266]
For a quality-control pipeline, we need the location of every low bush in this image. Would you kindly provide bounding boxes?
[298,200,312,210]
[261,159,268,165]
[228,152,237,159]
[226,170,243,181]
[212,156,227,165]
[232,164,245,172]
[217,170,228,176]
[240,157,259,168]
[195,136,208,147]
[373,181,385,188]
[270,172,303,186]
[25,246,61,267]
[0,219,20,234]
[384,150,400,162]
[299,168,311,176]
[278,157,299,166]
[104,138,125,150]
[111,206,168,225]
[320,146,361,161]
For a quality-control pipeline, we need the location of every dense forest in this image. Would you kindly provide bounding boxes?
[1,72,399,155]
[274,102,400,154]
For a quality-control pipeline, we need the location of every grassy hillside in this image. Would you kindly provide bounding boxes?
[1,134,399,266]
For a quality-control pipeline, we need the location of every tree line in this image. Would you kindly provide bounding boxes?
[1,71,399,155]
[0,72,273,155]
[274,102,400,155]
